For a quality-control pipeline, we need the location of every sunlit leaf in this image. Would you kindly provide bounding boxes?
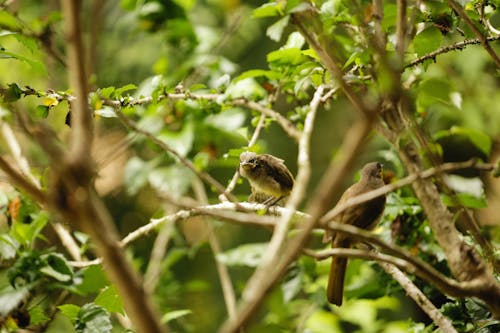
[413,26,442,57]
[234,69,282,82]
[267,15,290,42]
[442,193,487,209]
[58,304,81,323]
[253,2,284,18]
[95,286,124,314]
[161,309,192,323]
[0,11,21,30]
[34,105,49,118]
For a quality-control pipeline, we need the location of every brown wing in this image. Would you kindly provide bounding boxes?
[260,154,294,193]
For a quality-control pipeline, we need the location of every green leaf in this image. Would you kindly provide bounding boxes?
[58,304,81,323]
[413,26,443,57]
[0,234,18,260]
[98,86,115,99]
[157,121,194,157]
[234,69,282,82]
[76,303,112,333]
[2,83,23,102]
[0,50,46,74]
[267,15,290,42]
[217,243,267,267]
[124,156,161,195]
[253,2,284,18]
[0,11,21,30]
[76,265,108,295]
[113,83,137,97]
[148,164,193,199]
[442,193,487,209]
[434,126,492,157]
[41,253,73,282]
[267,47,308,66]
[95,285,124,314]
[35,105,49,118]
[29,305,49,325]
[161,309,192,323]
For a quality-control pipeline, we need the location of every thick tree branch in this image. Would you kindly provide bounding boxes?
[58,2,167,332]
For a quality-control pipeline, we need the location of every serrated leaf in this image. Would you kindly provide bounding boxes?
[95,285,124,314]
[217,243,267,267]
[58,304,81,322]
[77,303,112,333]
[161,309,192,323]
[413,26,442,57]
[76,265,108,295]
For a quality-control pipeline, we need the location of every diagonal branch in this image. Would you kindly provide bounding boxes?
[447,0,500,68]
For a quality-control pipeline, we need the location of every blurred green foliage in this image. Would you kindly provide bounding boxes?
[0,0,499,332]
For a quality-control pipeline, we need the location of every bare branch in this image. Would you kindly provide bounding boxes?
[379,262,458,333]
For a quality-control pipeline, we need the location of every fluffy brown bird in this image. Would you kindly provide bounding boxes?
[239,152,294,205]
[325,162,386,306]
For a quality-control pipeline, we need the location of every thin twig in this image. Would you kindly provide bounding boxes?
[192,177,238,320]
[120,202,278,246]
[143,204,174,294]
[405,35,500,68]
